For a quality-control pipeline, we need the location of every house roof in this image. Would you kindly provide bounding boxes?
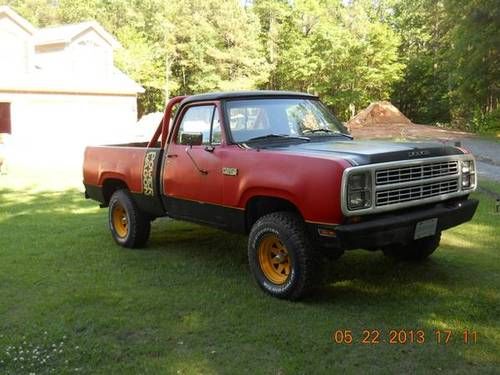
[34,21,120,48]
[0,5,36,35]
[0,6,140,95]
[0,66,144,95]
[0,6,120,48]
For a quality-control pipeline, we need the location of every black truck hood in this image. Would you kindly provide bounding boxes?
[268,139,464,165]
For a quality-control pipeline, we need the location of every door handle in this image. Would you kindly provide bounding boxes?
[185,147,208,175]
[167,154,178,158]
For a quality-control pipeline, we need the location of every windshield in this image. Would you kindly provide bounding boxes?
[224,98,348,143]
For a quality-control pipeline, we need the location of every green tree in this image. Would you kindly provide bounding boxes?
[391,0,499,129]
[252,0,291,89]
[165,0,270,95]
[390,0,451,124]
[444,0,499,130]
[254,0,404,119]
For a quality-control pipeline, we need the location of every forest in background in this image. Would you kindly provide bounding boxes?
[4,0,499,133]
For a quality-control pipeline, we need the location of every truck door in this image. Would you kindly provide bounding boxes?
[162,103,226,226]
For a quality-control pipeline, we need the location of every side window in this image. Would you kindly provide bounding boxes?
[177,105,214,145]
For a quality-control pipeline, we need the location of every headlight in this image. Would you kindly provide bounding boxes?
[347,172,372,210]
[461,160,475,189]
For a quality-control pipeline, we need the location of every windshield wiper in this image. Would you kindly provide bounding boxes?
[244,134,310,142]
[303,127,336,133]
[303,128,352,138]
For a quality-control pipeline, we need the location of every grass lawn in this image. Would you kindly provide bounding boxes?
[0,179,499,374]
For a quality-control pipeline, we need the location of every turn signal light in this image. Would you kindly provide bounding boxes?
[318,228,336,237]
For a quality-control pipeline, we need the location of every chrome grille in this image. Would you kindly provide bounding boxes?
[376,178,459,207]
[376,161,458,186]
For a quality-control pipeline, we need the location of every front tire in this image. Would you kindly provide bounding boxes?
[248,212,319,300]
[109,189,151,248]
[382,233,441,261]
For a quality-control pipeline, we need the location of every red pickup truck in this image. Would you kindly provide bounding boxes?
[83,91,478,299]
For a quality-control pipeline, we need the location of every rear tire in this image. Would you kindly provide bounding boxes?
[248,212,320,300]
[109,189,151,248]
[382,233,441,261]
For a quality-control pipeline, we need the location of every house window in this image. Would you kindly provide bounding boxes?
[0,103,11,134]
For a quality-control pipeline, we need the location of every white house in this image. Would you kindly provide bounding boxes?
[0,6,143,172]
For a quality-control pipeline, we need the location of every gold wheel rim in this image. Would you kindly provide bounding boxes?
[112,203,128,238]
[258,234,291,285]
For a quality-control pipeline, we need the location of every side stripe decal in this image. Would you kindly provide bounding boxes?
[143,151,157,196]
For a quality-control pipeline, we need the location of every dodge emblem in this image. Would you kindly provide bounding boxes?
[408,150,430,158]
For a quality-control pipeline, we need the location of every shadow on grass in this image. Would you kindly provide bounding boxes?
[0,187,91,214]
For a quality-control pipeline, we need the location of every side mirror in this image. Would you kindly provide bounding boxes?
[180,132,203,146]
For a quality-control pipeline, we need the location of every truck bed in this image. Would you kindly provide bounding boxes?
[83,144,161,199]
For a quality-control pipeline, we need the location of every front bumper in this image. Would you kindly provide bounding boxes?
[335,198,478,250]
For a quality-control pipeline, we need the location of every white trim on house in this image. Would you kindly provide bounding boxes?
[34,21,121,49]
[0,5,36,35]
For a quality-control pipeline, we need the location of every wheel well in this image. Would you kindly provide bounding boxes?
[245,196,301,232]
[102,179,128,205]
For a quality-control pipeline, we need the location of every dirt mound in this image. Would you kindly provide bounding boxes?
[348,101,412,127]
